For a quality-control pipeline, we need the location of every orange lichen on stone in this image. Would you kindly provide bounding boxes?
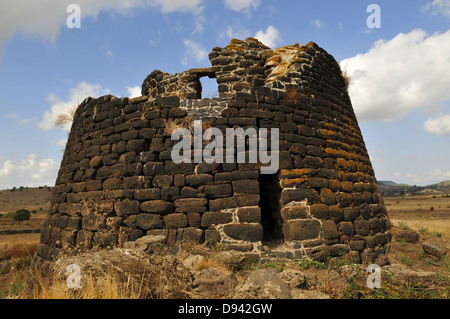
[281,177,308,188]
[336,158,349,171]
[280,168,316,178]
[226,37,269,52]
[317,128,338,139]
[325,148,351,159]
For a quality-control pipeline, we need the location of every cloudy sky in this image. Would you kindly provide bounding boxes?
[0,0,450,189]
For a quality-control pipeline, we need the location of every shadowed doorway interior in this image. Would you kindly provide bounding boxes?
[259,173,284,246]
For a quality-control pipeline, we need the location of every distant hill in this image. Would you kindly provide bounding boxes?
[426,180,450,188]
[378,181,398,186]
[378,179,450,197]
[425,180,450,195]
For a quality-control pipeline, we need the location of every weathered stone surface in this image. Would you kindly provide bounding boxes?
[397,229,420,243]
[281,188,319,205]
[283,220,321,241]
[193,267,238,298]
[134,188,161,201]
[186,174,213,187]
[281,205,308,220]
[232,180,259,194]
[310,204,329,219]
[422,242,447,259]
[163,213,188,229]
[82,214,106,232]
[235,268,291,299]
[140,200,174,214]
[202,184,232,199]
[383,264,442,287]
[223,224,263,242]
[237,207,261,223]
[321,220,339,240]
[277,269,306,291]
[182,228,204,243]
[209,197,238,211]
[114,199,140,216]
[174,198,208,213]
[201,211,233,227]
[125,214,163,230]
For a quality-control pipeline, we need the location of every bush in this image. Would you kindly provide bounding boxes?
[13,209,31,224]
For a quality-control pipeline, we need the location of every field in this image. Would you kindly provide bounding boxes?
[0,187,51,260]
[385,194,450,237]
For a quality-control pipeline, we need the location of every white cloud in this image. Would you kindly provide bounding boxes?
[106,50,113,58]
[7,112,36,126]
[340,29,450,122]
[402,169,450,185]
[222,25,251,40]
[254,25,280,48]
[127,86,142,98]
[182,39,208,65]
[18,117,37,126]
[51,139,68,147]
[313,19,325,30]
[39,81,110,131]
[0,0,204,52]
[422,0,450,18]
[150,0,203,13]
[192,13,207,35]
[424,113,450,136]
[0,154,58,189]
[224,0,261,12]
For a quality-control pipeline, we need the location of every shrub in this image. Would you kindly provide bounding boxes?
[398,221,409,230]
[13,209,31,224]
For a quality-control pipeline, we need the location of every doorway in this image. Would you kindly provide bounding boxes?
[259,173,284,245]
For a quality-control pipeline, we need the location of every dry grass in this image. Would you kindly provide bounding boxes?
[385,195,450,237]
[55,105,78,130]
[29,267,149,299]
[342,68,351,92]
[0,242,37,260]
[192,257,230,272]
[164,119,183,135]
[164,115,193,136]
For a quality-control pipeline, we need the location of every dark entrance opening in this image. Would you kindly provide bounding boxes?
[259,173,284,245]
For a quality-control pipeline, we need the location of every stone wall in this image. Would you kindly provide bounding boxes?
[35,38,391,269]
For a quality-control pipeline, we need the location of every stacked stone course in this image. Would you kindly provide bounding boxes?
[35,38,391,268]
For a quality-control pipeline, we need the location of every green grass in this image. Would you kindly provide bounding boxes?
[396,238,408,246]
[297,258,326,270]
[398,221,409,230]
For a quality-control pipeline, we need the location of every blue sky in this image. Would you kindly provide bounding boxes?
[0,0,450,189]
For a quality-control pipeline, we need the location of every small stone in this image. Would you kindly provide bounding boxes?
[422,242,447,259]
[397,229,420,243]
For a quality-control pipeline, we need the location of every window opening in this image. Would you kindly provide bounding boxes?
[200,76,219,99]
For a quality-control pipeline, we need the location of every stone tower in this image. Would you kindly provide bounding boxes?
[34,38,391,269]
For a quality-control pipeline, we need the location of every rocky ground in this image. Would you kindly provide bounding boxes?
[41,224,448,300]
[0,189,448,299]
